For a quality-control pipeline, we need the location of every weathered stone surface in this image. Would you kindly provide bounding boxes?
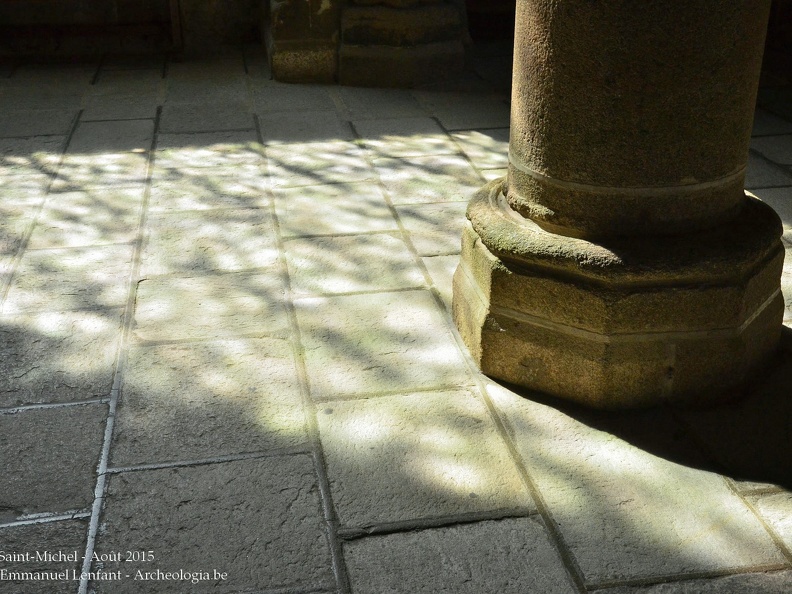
[259,111,354,145]
[268,42,338,85]
[81,95,159,122]
[132,273,288,342]
[0,310,122,407]
[355,116,457,158]
[140,209,278,276]
[454,180,784,408]
[413,91,511,130]
[317,390,531,528]
[746,153,792,189]
[148,167,270,211]
[338,86,425,120]
[599,571,792,593]
[29,188,144,249]
[451,128,510,170]
[0,404,106,521]
[487,383,787,585]
[274,182,398,237]
[254,83,336,113]
[0,136,64,180]
[284,233,424,296]
[267,140,374,187]
[342,5,462,47]
[4,245,134,314]
[158,104,255,134]
[396,201,467,255]
[0,519,89,594]
[94,456,334,592]
[750,492,792,551]
[0,109,77,138]
[373,154,482,204]
[155,131,263,169]
[752,135,792,164]
[340,41,465,88]
[112,338,307,466]
[295,290,469,399]
[67,119,154,154]
[344,518,576,594]
[423,254,459,310]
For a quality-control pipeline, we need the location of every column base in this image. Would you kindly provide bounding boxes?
[452,179,785,409]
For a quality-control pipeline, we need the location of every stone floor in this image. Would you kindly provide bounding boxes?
[0,47,791,594]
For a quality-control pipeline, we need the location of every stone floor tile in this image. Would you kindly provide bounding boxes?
[396,201,467,255]
[0,89,84,112]
[0,136,65,179]
[274,182,398,237]
[318,390,532,528]
[749,187,792,241]
[481,167,508,181]
[0,206,32,256]
[750,492,792,552]
[285,233,425,296]
[53,152,150,190]
[148,166,269,211]
[0,403,106,521]
[344,518,576,594]
[267,141,375,188]
[0,109,78,138]
[374,154,483,204]
[68,119,155,154]
[338,86,426,120]
[155,131,263,169]
[167,55,246,80]
[164,75,249,106]
[112,338,307,466]
[254,83,336,113]
[93,456,334,593]
[102,53,167,70]
[28,188,144,249]
[753,108,792,136]
[487,383,787,585]
[751,134,792,165]
[413,91,511,130]
[258,110,354,144]
[140,208,278,276]
[423,255,460,311]
[354,117,458,158]
[90,68,164,96]
[159,103,255,134]
[81,94,160,121]
[0,519,89,594]
[451,128,510,169]
[132,273,288,342]
[599,571,792,593]
[0,309,122,407]
[746,153,792,188]
[296,290,469,399]
[4,244,134,314]
[0,176,50,209]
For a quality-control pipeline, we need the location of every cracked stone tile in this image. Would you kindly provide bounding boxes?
[396,201,467,256]
[0,404,106,522]
[374,154,482,204]
[0,309,123,407]
[344,518,576,594]
[355,117,458,158]
[112,338,307,466]
[0,519,89,594]
[140,208,278,276]
[296,290,469,399]
[487,383,787,585]
[4,244,134,314]
[28,188,144,249]
[318,390,532,528]
[284,233,425,296]
[267,141,375,188]
[273,182,398,237]
[132,273,288,342]
[93,456,334,592]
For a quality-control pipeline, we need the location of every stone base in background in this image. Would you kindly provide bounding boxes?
[452,179,786,409]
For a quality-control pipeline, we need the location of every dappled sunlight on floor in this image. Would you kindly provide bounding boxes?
[0,52,791,594]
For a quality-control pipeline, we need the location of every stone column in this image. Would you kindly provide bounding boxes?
[453,0,785,409]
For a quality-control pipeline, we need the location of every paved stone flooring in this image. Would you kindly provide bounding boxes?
[0,48,791,594]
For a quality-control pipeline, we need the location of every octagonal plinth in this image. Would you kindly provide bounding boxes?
[452,179,785,409]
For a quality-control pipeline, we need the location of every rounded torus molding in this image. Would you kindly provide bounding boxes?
[506,0,773,238]
[451,179,785,409]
